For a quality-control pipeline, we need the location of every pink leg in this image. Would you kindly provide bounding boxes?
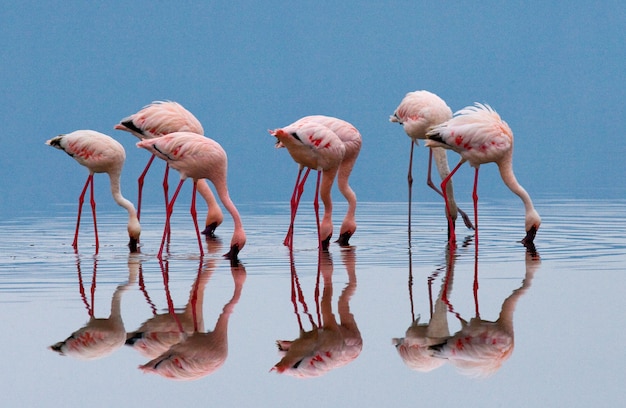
[163,164,171,241]
[441,160,465,248]
[158,179,185,259]
[284,168,311,247]
[472,167,480,248]
[73,175,92,250]
[427,149,474,231]
[313,170,322,249]
[89,175,99,254]
[284,168,303,247]
[190,180,205,258]
[137,154,156,222]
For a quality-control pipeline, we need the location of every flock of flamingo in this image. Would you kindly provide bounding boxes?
[46,90,541,261]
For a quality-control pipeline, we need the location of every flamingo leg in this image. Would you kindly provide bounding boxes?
[284,168,303,247]
[89,175,99,254]
[190,180,205,258]
[407,140,415,246]
[427,149,475,231]
[158,179,185,259]
[284,167,311,247]
[473,167,480,249]
[313,170,322,249]
[163,164,171,242]
[73,175,92,251]
[441,159,466,248]
[137,154,156,222]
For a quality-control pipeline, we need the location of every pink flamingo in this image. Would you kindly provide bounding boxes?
[115,101,224,237]
[390,90,474,241]
[46,130,141,253]
[425,103,541,247]
[269,118,348,250]
[136,132,246,261]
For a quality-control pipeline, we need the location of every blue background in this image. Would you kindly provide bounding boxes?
[1,1,624,216]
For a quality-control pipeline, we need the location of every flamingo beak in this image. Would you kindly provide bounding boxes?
[521,225,538,247]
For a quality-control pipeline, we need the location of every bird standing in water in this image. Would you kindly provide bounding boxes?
[270,118,349,250]
[46,130,141,253]
[115,101,224,237]
[390,90,474,242]
[136,132,245,261]
[274,115,361,249]
[425,103,541,247]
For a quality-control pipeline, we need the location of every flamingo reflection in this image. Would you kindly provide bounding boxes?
[432,246,540,377]
[393,248,454,372]
[136,246,246,380]
[272,249,361,377]
[50,255,139,360]
[394,244,540,377]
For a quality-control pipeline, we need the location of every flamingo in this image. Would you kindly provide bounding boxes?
[293,116,361,247]
[136,132,246,261]
[269,119,347,250]
[425,103,541,247]
[46,130,141,253]
[390,90,474,242]
[115,101,224,237]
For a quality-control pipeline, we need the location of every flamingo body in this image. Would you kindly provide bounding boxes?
[390,90,474,240]
[270,118,352,249]
[115,101,204,140]
[425,103,541,245]
[46,130,141,252]
[115,101,223,236]
[136,132,245,260]
[290,115,362,245]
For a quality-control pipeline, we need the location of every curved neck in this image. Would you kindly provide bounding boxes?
[108,171,137,217]
[497,158,535,214]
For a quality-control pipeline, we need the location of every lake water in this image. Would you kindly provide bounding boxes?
[1,199,625,407]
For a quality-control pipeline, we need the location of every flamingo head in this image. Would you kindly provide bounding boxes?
[336,220,357,247]
[128,220,141,253]
[224,229,246,265]
[521,209,541,247]
[269,128,288,148]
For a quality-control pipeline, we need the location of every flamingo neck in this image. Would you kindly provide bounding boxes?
[497,158,539,228]
[337,159,357,235]
[108,172,141,240]
[320,168,338,241]
[212,178,246,250]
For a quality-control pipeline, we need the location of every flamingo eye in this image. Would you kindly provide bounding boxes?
[290,132,302,142]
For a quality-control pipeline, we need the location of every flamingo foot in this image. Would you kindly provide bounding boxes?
[201,222,219,238]
[521,226,538,247]
[336,231,353,247]
[128,237,139,253]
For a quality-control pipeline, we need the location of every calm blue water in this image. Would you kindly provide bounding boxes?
[1,199,625,407]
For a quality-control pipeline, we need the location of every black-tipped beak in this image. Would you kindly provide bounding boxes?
[335,231,353,247]
[224,244,241,266]
[201,222,219,238]
[128,238,139,253]
[321,235,332,251]
[521,226,538,247]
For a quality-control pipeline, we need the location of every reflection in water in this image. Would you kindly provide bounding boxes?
[50,255,139,360]
[392,248,452,372]
[394,244,541,377]
[272,248,361,378]
[134,239,246,380]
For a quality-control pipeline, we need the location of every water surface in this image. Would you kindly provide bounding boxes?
[1,199,624,407]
